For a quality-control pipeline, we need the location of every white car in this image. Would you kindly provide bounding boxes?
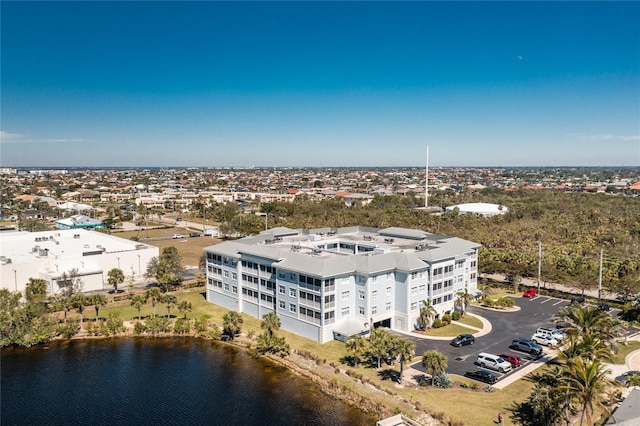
[531,333,558,347]
[172,234,185,239]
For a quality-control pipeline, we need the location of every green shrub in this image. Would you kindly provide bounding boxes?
[434,373,452,388]
[481,298,494,307]
[442,313,452,324]
[56,320,80,338]
[133,321,146,335]
[451,311,461,321]
[432,318,442,328]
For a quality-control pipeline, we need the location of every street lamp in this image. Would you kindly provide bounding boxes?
[12,269,17,292]
[117,257,120,269]
[137,254,141,276]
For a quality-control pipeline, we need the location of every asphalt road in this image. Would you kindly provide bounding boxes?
[406,295,574,381]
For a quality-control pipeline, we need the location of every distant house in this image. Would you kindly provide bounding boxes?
[55,214,105,230]
[445,202,508,217]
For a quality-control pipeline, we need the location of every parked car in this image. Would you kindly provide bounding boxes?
[189,233,200,237]
[531,333,559,347]
[498,353,522,368]
[570,296,585,305]
[522,288,537,298]
[176,218,182,222]
[476,353,512,373]
[537,327,567,341]
[510,338,543,356]
[464,369,497,384]
[450,334,475,347]
[615,371,640,385]
[172,234,185,239]
[598,303,611,312]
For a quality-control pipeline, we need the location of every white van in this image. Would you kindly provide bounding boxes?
[476,353,512,373]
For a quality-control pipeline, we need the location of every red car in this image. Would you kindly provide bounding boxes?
[523,288,537,298]
[498,352,522,368]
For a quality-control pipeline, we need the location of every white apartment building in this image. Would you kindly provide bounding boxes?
[204,226,479,343]
[0,229,159,296]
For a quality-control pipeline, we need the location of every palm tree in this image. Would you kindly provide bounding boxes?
[145,287,162,318]
[422,349,448,386]
[261,312,281,338]
[52,296,73,323]
[345,335,367,367]
[223,311,243,339]
[368,328,391,369]
[556,357,615,426]
[72,294,87,323]
[129,293,147,320]
[395,338,415,384]
[178,300,192,319]
[107,268,125,294]
[90,294,107,320]
[419,299,437,330]
[161,294,177,317]
[555,304,613,337]
[455,289,475,316]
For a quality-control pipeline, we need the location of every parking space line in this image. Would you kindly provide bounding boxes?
[540,298,554,304]
[553,300,565,306]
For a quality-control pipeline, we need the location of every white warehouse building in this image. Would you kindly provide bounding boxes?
[204,226,479,343]
[0,229,159,296]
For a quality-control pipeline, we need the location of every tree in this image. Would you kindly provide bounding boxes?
[129,293,147,320]
[422,350,448,386]
[368,328,392,369]
[58,268,84,297]
[419,299,437,330]
[345,335,367,367]
[160,293,177,318]
[51,296,73,323]
[145,288,162,318]
[25,278,48,304]
[145,247,184,292]
[71,294,88,323]
[556,358,614,426]
[178,300,192,319]
[90,294,107,320]
[107,268,125,294]
[395,338,415,383]
[261,312,280,338]
[222,311,243,339]
[455,289,475,316]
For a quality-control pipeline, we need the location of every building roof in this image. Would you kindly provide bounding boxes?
[205,226,479,278]
[606,389,640,425]
[445,202,508,216]
[56,214,104,228]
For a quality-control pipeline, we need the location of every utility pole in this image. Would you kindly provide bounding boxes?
[537,241,542,292]
[598,249,603,302]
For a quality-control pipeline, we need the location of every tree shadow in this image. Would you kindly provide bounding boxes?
[378,369,400,382]
[413,373,430,386]
[340,355,358,367]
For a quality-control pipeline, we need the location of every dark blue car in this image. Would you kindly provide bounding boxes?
[464,369,497,384]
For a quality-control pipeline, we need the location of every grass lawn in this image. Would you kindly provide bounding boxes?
[424,323,478,337]
[457,314,483,329]
[610,340,640,364]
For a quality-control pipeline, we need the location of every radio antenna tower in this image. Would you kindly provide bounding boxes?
[425,145,429,208]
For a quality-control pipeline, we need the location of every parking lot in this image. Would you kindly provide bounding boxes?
[405,294,622,386]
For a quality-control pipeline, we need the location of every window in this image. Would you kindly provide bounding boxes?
[289,288,296,297]
[224,283,229,291]
[224,271,229,278]
[358,306,365,315]
[385,301,391,311]
[342,276,349,284]
[232,286,237,294]
[410,301,418,311]
[371,306,377,315]
[279,285,285,294]
[386,286,391,296]
[371,275,377,282]
[358,290,365,300]
[371,290,377,300]
[232,272,237,280]
[386,272,392,280]
[279,300,285,309]
[341,291,350,301]
[341,306,350,316]
[419,284,425,293]
[411,287,418,296]
[290,304,297,313]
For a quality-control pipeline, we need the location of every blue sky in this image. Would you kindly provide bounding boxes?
[1,1,639,168]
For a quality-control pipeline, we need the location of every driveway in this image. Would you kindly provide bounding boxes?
[404,295,573,385]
